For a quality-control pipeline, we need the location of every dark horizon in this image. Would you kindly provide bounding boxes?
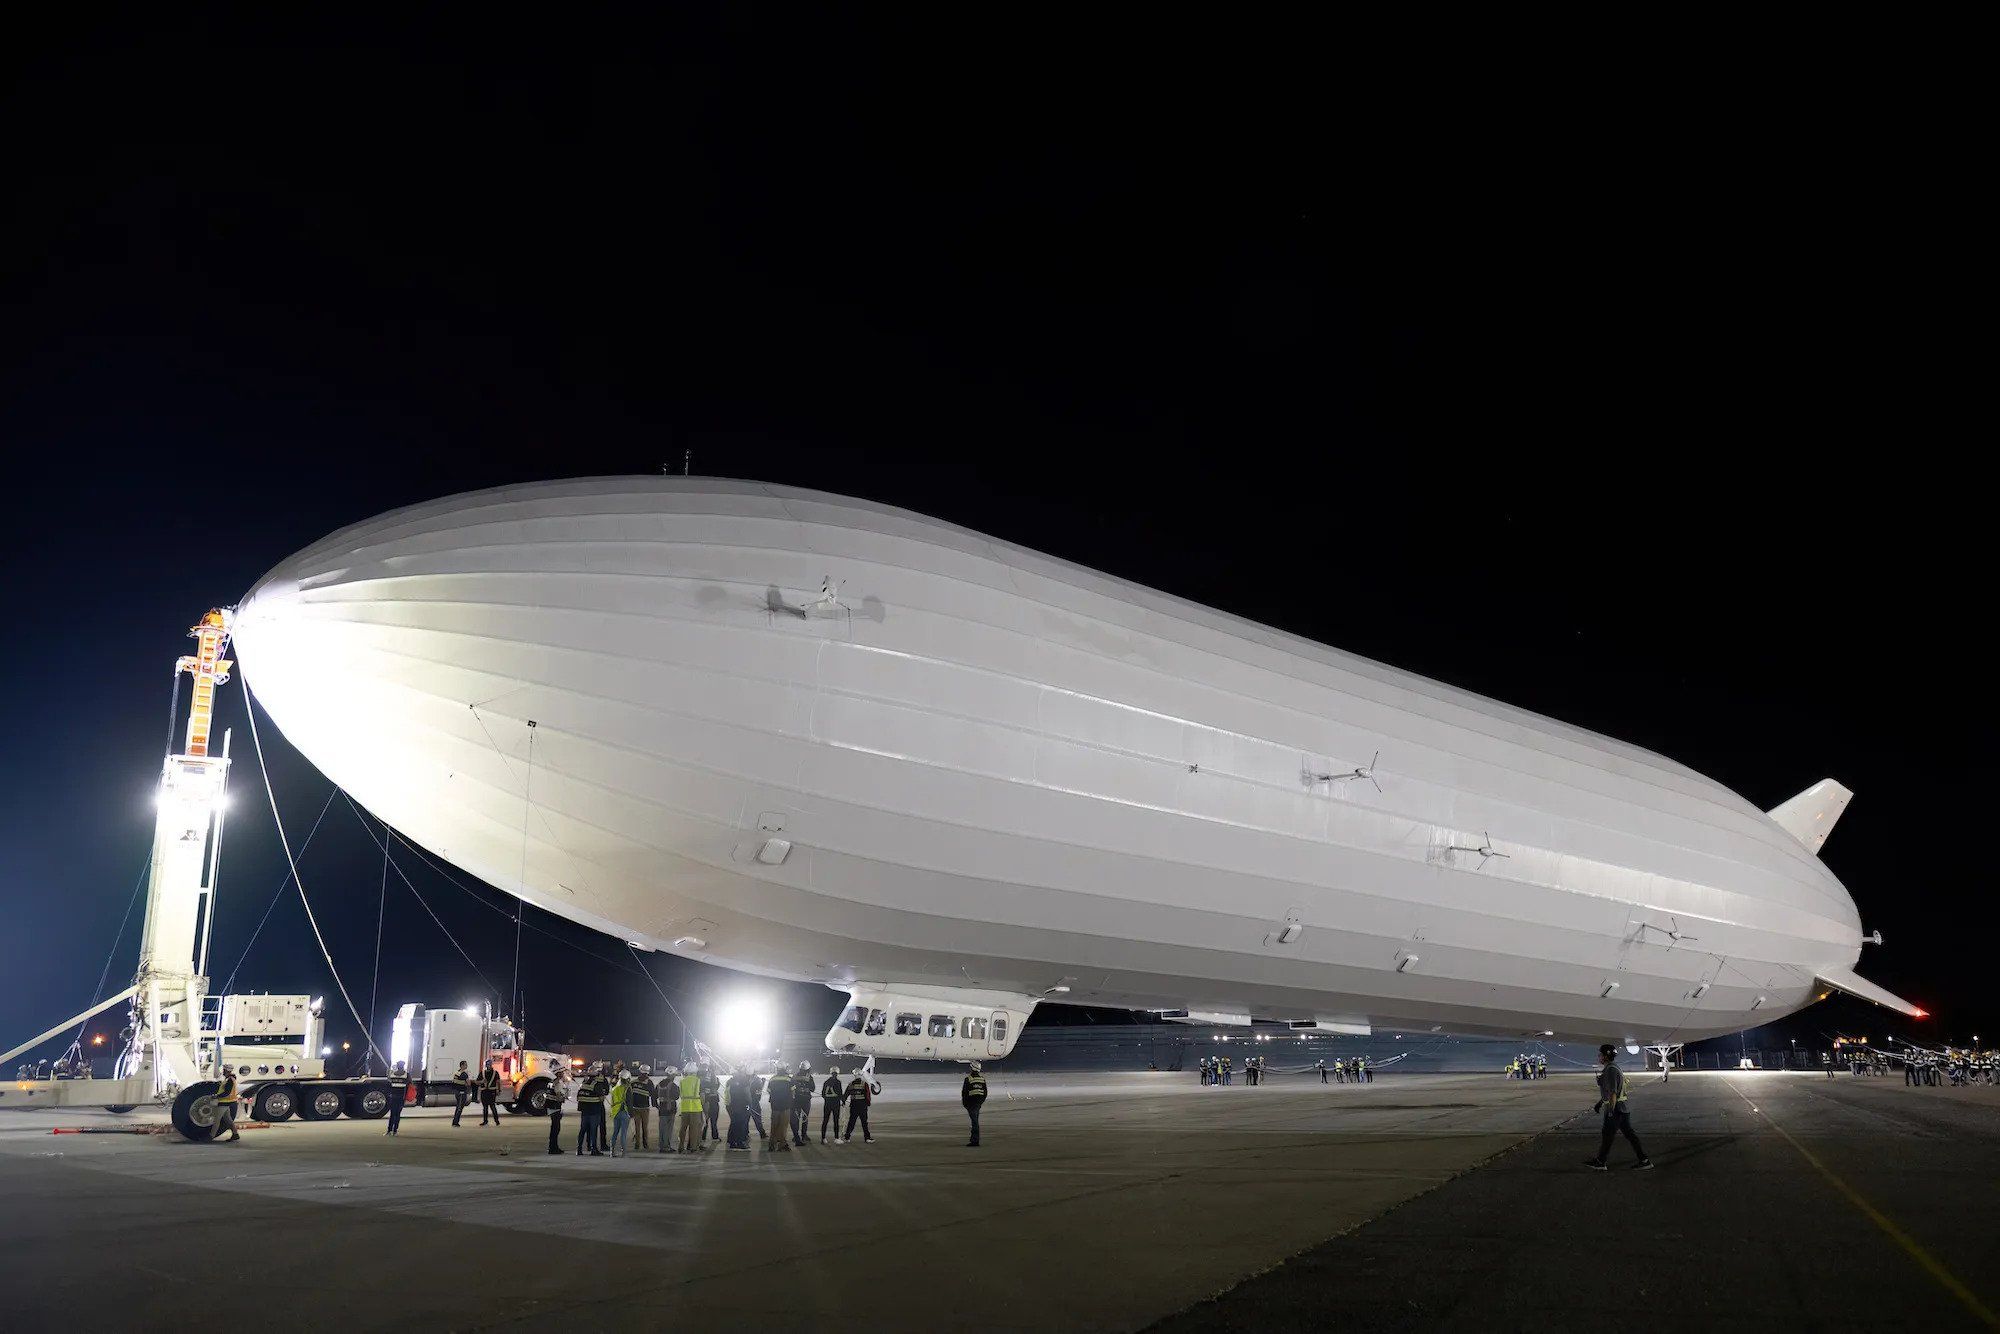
[3,19,1987,1060]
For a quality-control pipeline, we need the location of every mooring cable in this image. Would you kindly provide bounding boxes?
[242,684,389,1071]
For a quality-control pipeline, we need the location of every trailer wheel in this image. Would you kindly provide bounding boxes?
[104,1105,136,1115]
[346,1086,390,1119]
[253,1085,297,1122]
[171,1082,222,1142]
[517,1079,551,1116]
[298,1086,346,1121]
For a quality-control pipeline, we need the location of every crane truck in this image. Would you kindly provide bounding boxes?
[0,610,563,1137]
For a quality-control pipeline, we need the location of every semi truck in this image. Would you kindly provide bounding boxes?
[390,1002,565,1115]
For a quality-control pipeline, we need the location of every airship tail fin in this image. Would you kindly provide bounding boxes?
[1768,779,1853,855]
[1817,965,1925,1018]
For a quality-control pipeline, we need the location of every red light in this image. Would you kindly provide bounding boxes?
[1913,1009,1928,1019]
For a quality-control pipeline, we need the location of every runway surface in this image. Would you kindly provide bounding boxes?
[1,1071,1993,1331]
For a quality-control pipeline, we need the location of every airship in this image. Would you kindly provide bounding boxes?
[230,477,1917,1063]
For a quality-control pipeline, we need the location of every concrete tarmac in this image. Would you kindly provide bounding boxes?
[1,1070,1993,1331]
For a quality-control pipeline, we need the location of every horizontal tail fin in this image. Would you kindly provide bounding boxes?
[1816,965,1925,1018]
[1769,779,1853,854]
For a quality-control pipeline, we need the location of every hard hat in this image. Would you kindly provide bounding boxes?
[969,1061,982,1073]
[798,1061,811,1072]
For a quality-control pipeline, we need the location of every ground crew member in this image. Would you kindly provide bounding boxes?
[575,1063,606,1155]
[1586,1043,1652,1171]
[764,1063,793,1151]
[820,1067,844,1142]
[609,1070,630,1156]
[1317,1058,1327,1084]
[1360,1056,1371,1084]
[214,1066,241,1143]
[962,1061,988,1147]
[478,1059,502,1125]
[387,1061,410,1136]
[451,1059,472,1126]
[743,1068,767,1141]
[843,1071,874,1142]
[701,1065,721,1142]
[628,1066,654,1151]
[792,1061,815,1145]
[725,1070,751,1150]
[545,1068,569,1155]
[677,1064,705,1152]
[664,1072,688,1152]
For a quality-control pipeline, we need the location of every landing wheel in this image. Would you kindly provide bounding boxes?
[518,1081,551,1116]
[103,1104,136,1115]
[346,1086,389,1119]
[171,1082,222,1142]
[253,1085,297,1122]
[298,1086,346,1121]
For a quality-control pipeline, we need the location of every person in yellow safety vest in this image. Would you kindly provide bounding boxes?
[214,1067,242,1143]
[1585,1043,1652,1171]
[677,1065,705,1152]
[608,1071,631,1157]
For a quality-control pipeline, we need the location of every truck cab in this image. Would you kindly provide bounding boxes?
[391,1003,564,1114]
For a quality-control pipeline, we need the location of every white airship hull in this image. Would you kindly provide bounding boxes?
[232,478,1881,1052]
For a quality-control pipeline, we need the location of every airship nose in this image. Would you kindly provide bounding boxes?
[231,571,306,709]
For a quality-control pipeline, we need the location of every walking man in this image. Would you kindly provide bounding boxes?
[213,1065,241,1143]
[1586,1043,1652,1171]
[843,1070,874,1143]
[1317,1058,1327,1084]
[451,1059,472,1126]
[386,1061,410,1136]
[962,1061,988,1147]
[545,1067,569,1154]
[478,1059,502,1125]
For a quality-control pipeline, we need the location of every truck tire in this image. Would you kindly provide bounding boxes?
[171,1082,222,1143]
[516,1079,552,1116]
[346,1085,390,1119]
[253,1085,297,1122]
[298,1086,346,1121]
[104,1104,137,1115]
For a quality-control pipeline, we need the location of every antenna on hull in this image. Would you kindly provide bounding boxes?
[1304,750,1380,793]
[1446,832,1510,868]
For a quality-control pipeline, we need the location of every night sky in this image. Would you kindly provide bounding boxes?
[3,20,1986,1060]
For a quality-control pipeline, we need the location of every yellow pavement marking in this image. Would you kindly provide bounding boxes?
[1723,1077,1997,1328]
